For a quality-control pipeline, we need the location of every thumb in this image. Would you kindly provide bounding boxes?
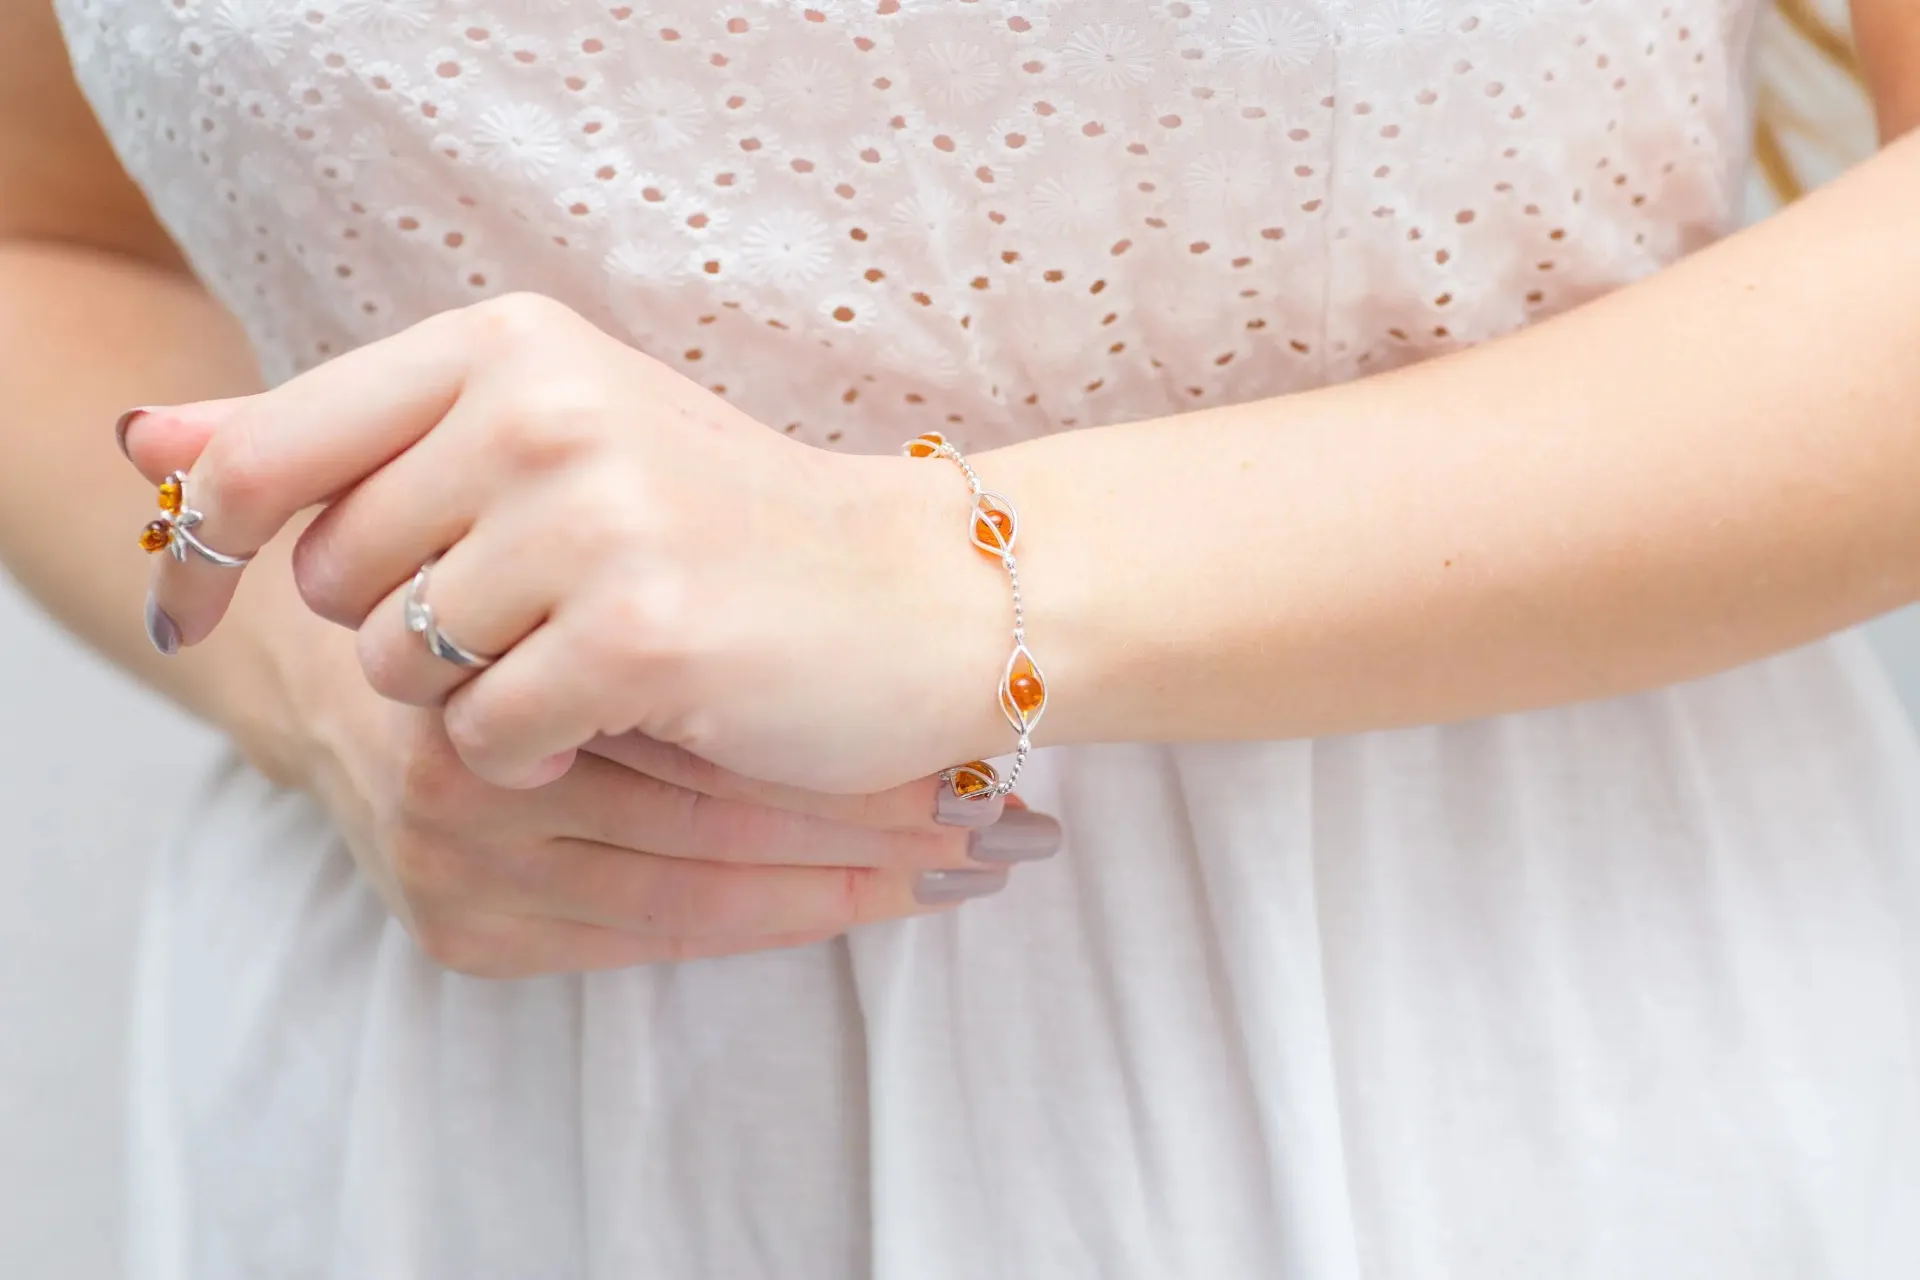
[117,401,241,484]
[120,399,261,652]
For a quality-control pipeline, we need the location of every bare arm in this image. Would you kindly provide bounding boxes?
[953,19,1920,754]
[1853,0,1920,141]
[0,0,320,779]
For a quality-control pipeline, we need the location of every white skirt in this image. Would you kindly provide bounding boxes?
[127,629,1920,1279]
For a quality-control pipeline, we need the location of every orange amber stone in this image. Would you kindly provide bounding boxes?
[139,520,172,554]
[1004,657,1046,718]
[973,507,1013,549]
[949,762,998,797]
[157,477,183,516]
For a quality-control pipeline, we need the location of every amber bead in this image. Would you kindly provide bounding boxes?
[973,507,1013,549]
[949,762,998,798]
[1004,657,1046,718]
[139,521,172,554]
[157,477,183,516]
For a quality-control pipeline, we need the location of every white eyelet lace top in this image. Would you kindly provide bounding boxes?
[59,3,1920,1278]
[66,0,1754,442]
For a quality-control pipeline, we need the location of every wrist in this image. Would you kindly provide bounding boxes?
[966,433,1121,751]
[869,448,1023,775]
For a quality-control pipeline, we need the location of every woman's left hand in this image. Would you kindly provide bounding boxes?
[120,293,1009,794]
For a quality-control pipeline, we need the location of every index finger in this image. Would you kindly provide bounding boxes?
[121,305,480,647]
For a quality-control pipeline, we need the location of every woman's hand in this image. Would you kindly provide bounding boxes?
[271,590,1056,980]
[120,293,1013,796]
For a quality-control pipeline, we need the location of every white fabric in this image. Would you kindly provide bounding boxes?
[55,1,1920,1276]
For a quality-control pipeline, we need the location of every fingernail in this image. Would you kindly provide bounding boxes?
[144,593,179,656]
[967,807,1063,865]
[115,408,158,460]
[914,868,1010,905]
[935,784,1005,828]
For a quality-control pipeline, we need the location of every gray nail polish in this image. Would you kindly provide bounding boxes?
[935,784,1005,828]
[144,593,180,656]
[967,808,1064,865]
[914,868,1010,906]
[115,407,156,460]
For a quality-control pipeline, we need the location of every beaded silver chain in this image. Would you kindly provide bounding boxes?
[902,431,1048,800]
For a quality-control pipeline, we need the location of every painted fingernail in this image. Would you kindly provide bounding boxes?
[144,593,180,656]
[914,868,1010,905]
[115,408,158,460]
[968,807,1063,864]
[935,783,1005,828]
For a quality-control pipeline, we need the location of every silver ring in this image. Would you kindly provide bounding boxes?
[155,470,254,568]
[402,559,497,670]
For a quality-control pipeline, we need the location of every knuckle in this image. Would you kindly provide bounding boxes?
[579,584,681,681]
[441,687,513,775]
[490,379,611,471]
[195,415,273,527]
[288,528,355,625]
[665,742,726,797]
[398,729,466,813]
[411,913,515,978]
[387,831,470,905]
[357,626,428,704]
[837,866,876,929]
[466,291,577,350]
[510,373,611,426]
[847,786,904,831]
[687,868,767,936]
[716,801,809,864]
[637,858,744,937]
[492,841,557,898]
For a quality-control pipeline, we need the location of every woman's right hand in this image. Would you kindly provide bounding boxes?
[261,584,1061,979]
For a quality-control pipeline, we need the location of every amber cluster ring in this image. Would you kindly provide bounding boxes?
[902,431,1048,801]
[138,470,253,568]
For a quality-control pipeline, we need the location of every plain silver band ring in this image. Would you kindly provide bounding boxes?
[403,559,497,670]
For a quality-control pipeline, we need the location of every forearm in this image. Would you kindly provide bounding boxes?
[0,240,313,779]
[975,130,1920,750]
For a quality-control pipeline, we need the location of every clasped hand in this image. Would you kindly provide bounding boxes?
[121,294,1060,977]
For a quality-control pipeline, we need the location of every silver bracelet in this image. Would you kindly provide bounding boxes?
[902,431,1048,801]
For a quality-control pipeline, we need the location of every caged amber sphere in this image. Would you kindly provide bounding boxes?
[948,761,999,798]
[1003,655,1046,719]
[973,506,1013,551]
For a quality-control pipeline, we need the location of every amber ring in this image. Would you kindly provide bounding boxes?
[901,431,1048,801]
[138,471,253,568]
[402,559,497,670]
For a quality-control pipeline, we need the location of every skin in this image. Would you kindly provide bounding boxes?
[0,0,1058,982]
[1853,4,1920,144]
[7,3,1916,974]
[131,8,1920,791]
